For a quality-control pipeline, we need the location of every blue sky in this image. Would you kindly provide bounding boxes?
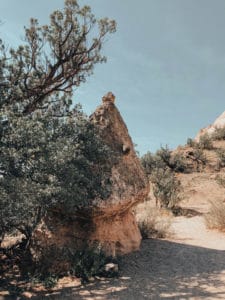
[1,0,225,154]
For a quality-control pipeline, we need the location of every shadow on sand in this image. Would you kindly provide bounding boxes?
[1,239,225,299]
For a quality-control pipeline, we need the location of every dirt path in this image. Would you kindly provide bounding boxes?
[59,204,225,300]
[2,208,225,300]
[2,200,225,299]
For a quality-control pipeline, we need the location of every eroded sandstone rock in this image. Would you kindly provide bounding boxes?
[31,92,149,272]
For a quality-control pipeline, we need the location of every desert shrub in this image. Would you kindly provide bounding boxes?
[205,200,225,231]
[141,146,187,174]
[137,207,172,239]
[70,244,115,282]
[169,153,188,173]
[141,146,184,209]
[42,275,59,289]
[151,168,182,209]
[216,149,225,168]
[192,148,207,166]
[215,174,225,187]
[212,126,225,140]
[198,134,213,150]
[155,146,188,172]
[141,146,172,175]
[186,138,197,148]
[141,151,158,175]
[155,146,171,167]
[30,242,115,283]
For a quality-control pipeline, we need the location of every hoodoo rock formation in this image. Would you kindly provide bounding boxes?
[89,92,149,254]
[31,92,149,272]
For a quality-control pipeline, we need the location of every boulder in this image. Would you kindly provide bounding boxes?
[31,92,149,272]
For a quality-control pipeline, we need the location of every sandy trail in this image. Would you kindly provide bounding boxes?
[63,203,225,300]
[3,198,225,299]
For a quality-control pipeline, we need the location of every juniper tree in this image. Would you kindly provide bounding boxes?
[0,0,116,243]
[0,0,115,114]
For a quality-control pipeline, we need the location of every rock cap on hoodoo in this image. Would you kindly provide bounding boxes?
[102,91,115,104]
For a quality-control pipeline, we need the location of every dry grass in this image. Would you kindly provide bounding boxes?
[205,200,225,231]
[135,203,173,239]
[215,174,225,188]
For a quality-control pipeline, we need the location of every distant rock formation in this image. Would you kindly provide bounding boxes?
[195,111,225,141]
[31,92,149,273]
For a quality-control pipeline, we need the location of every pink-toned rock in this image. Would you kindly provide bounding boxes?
[31,92,149,272]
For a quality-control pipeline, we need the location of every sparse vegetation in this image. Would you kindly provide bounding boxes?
[141,151,158,175]
[187,134,213,151]
[141,146,187,174]
[191,148,207,171]
[198,134,214,150]
[151,168,182,209]
[169,152,188,173]
[212,126,225,140]
[186,138,197,148]
[215,174,225,187]
[137,206,172,239]
[216,149,225,168]
[42,275,59,289]
[205,200,225,231]
[141,146,184,209]
[70,244,116,282]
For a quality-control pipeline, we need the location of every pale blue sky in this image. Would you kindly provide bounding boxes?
[1,0,225,154]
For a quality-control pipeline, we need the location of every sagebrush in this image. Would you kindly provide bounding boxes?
[212,126,225,140]
[141,147,183,209]
[198,134,213,150]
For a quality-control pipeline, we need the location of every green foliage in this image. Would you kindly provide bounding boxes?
[0,1,116,242]
[43,275,59,289]
[141,146,187,174]
[151,168,182,208]
[0,0,116,113]
[30,243,116,282]
[192,148,207,164]
[212,126,225,140]
[155,146,171,167]
[169,153,187,173]
[26,269,58,288]
[186,134,213,151]
[70,245,109,281]
[141,151,160,175]
[198,134,213,150]
[0,109,114,240]
[141,146,184,209]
